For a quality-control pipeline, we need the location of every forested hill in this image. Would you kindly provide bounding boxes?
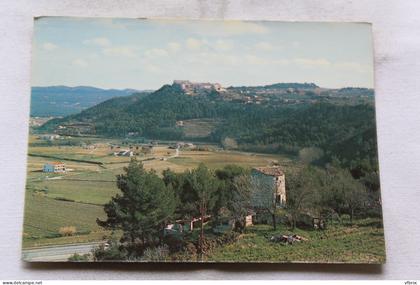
[39,83,378,172]
[31,86,150,116]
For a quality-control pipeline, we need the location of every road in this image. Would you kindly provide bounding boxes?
[22,242,101,262]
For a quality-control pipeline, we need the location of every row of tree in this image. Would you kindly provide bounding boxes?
[285,165,381,229]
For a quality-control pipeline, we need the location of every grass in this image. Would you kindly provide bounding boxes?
[23,136,292,249]
[22,137,386,263]
[181,118,221,138]
[22,192,108,248]
[168,150,294,170]
[33,179,119,205]
[23,231,111,248]
[206,218,385,263]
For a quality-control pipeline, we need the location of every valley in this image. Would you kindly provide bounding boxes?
[23,135,294,248]
[22,81,382,262]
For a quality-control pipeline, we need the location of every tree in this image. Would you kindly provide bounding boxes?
[285,167,320,229]
[340,171,368,224]
[221,137,238,150]
[97,159,176,257]
[214,165,250,231]
[230,174,253,231]
[186,164,219,253]
[162,168,197,222]
[322,166,368,224]
[298,147,324,164]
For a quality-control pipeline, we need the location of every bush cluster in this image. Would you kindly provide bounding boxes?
[195,232,241,255]
[58,226,77,236]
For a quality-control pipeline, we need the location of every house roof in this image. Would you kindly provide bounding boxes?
[253,167,284,177]
[46,161,65,166]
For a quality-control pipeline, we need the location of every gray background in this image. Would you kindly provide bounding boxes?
[1,0,419,280]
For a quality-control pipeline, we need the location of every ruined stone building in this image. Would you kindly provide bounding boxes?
[250,166,286,209]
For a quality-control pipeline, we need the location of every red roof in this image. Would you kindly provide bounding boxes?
[49,161,65,165]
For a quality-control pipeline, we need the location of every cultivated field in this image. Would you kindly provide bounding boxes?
[23,135,293,248]
[207,218,385,263]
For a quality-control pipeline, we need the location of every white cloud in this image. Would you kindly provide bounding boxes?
[167,42,181,53]
[72,58,88,67]
[186,51,290,68]
[186,51,239,66]
[42,42,58,51]
[244,55,288,66]
[185,38,234,52]
[102,46,137,57]
[186,38,205,51]
[273,59,290,65]
[144,48,169,58]
[334,61,369,73]
[245,54,269,65]
[294,58,331,67]
[291,41,301,48]
[88,53,99,59]
[144,64,161,73]
[254,42,274,51]
[83,37,111,47]
[213,40,233,52]
[294,58,367,72]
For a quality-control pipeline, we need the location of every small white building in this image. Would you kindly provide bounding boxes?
[39,134,60,141]
[43,162,66,173]
[114,150,134,157]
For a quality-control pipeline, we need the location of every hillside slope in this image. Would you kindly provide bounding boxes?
[39,83,378,172]
[31,86,149,116]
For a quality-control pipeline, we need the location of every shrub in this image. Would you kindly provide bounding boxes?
[68,253,90,262]
[77,229,91,235]
[141,245,170,262]
[198,238,218,254]
[163,234,184,253]
[184,242,197,256]
[54,197,75,202]
[93,240,128,261]
[45,232,62,239]
[215,231,240,245]
[192,232,241,255]
[59,226,77,236]
[170,242,198,262]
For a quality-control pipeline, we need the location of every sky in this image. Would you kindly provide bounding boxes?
[32,17,374,90]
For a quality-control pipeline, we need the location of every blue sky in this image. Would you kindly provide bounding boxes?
[32,17,374,90]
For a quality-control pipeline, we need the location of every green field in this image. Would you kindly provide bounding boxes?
[181,118,221,138]
[23,135,292,248]
[23,135,385,264]
[23,192,108,248]
[207,218,385,264]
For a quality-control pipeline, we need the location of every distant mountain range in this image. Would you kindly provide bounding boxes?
[31,86,151,117]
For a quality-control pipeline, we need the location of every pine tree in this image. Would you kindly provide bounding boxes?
[97,159,176,256]
[187,164,219,254]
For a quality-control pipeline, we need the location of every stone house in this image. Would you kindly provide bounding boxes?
[250,166,286,209]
